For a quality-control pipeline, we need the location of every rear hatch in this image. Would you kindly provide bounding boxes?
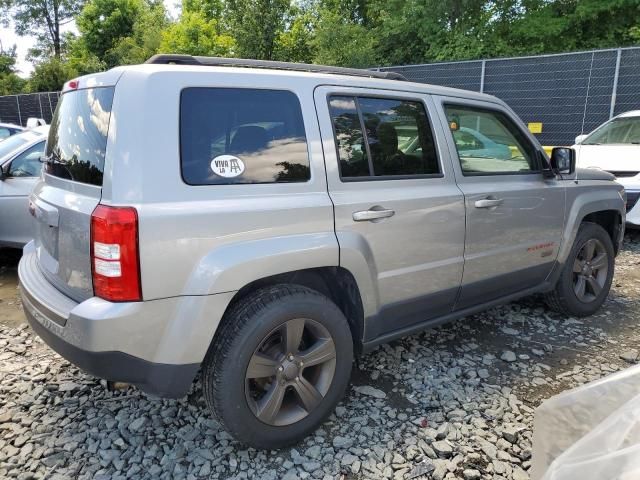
[32,85,115,302]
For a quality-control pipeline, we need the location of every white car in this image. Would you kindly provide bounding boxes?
[0,125,49,247]
[573,110,640,226]
[0,122,24,140]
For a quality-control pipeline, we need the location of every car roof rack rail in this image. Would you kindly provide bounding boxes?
[145,54,408,81]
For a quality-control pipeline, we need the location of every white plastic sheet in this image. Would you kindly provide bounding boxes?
[532,364,640,480]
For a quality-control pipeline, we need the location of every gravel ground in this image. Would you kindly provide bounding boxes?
[1,237,640,480]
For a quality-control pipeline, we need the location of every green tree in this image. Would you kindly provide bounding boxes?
[183,0,224,22]
[225,0,289,59]
[312,8,377,67]
[159,10,235,56]
[273,5,316,63]
[109,1,169,64]
[65,33,107,75]
[0,0,84,59]
[504,0,640,56]
[76,0,145,67]
[26,58,77,92]
[0,46,25,94]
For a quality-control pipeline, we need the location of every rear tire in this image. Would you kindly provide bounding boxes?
[546,222,614,317]
[202,284,353,449]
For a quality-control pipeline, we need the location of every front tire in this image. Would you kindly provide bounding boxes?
[202,284,353,449]
[546,222,614,317]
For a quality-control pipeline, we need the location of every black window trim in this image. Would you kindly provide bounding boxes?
[178,86,312,187]
[443,102,544,177]
[327,93,444,182]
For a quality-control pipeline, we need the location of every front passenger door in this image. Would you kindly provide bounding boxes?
[436,99,565,310]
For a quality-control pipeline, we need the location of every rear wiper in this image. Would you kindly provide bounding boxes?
[40,151,63,164]
[39,151,75,181]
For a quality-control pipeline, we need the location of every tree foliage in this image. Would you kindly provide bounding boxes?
[76,0,145,68]
[0,46,25,94]
[224,0,290,59]
[0,0,639,94]
[159,11,234,56]
[25,58,76,92]
[0,0,84,58]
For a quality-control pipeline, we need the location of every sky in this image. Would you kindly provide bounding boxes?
[0,0,181,78]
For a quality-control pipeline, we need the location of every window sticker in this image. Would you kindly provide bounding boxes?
[210,155,245,178]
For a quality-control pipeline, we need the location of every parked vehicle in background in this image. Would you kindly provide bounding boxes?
[19,56,625,449]
[574,111,640,226]
[0,122,24,141]
[0,126,49,247]
[25,118,47,129]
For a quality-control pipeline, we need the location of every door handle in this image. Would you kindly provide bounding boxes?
[352,208,395,222]
[474,198,503,209]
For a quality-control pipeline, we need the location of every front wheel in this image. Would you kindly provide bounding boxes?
[546,222,614,317]
[202,284,353,449]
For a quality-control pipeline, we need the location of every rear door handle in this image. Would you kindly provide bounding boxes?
[353,208,395,222]
[474,198,503,209]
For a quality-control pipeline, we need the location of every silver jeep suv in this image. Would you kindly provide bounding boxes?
[19,55,625,448]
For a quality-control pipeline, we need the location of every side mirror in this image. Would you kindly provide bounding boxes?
[550,147,576,175]
[575,134,588,145]
[0,164,7,181]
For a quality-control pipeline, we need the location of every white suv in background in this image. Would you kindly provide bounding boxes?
[574,111,640,226]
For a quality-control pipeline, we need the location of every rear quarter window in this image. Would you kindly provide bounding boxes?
[180,88,310,185]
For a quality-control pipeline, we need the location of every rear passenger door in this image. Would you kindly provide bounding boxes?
[434,97,565,309]
[314,86,466,342]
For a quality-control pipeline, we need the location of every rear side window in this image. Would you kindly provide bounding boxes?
[329,95,440,180]
[45,87,114,186]
[180,88,310,185]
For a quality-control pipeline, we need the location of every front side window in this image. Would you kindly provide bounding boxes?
[180,88,310,185]
[445,105,538,175]
[329,95,440,179]
[0,128,10,140]
[8,142,45,177]
[584,117,640,145]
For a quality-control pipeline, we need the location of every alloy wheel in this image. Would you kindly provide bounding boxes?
[572,238,608,303]
[244,318,337,426]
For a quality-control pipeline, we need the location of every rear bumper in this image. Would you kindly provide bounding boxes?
[24,307,197,398]
[18,242,235,398]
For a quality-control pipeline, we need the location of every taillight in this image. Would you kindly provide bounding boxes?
[90,205,141,302]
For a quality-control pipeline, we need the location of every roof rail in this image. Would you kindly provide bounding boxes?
[145,54,408,81]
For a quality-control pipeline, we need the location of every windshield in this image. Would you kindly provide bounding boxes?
[0,131,36,161]
[583,117,640,145]
[45,87,114,186]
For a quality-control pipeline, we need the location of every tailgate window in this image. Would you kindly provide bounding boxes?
[45,87,114,186]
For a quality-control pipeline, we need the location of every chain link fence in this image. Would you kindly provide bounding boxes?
[0,91,60,127]
[378,47,640,146]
